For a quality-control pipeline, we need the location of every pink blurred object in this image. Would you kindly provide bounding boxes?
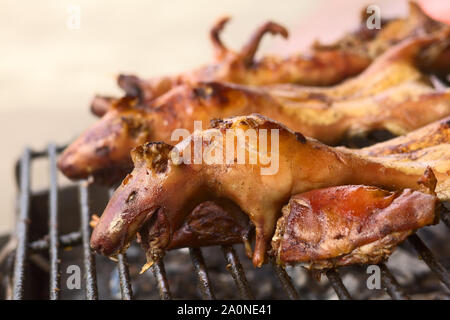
[419,0,450,24]
[273,0,449,56]
[272,0,406,55]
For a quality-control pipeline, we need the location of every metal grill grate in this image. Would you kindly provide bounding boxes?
[6,145,450,300]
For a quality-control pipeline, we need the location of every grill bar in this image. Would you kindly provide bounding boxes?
[117,254,133,300]
[29,145,66,159]
[12,148,31,300]
[29,232,82,253]
[441,210,450,229]
[79,183,98,300]
[408,234,450,290]
[325,270,352,300]
[221,245,254,300]
[379,263,410,300]
[190,248,215,299]
[270,259,300,300]
[108,189,134,300]
[48,144,61,300]
[151,260,172,300]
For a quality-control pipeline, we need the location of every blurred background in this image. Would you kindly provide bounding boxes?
[0,0,444,235]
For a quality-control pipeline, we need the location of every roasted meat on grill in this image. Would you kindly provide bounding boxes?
[263,31,449,102]
[58,33,450,183]
[352,116,450,200]
[272,185,438,269]
[136,185,438,270]
[145,200,251,251]
[90,114,446,267]
[358,115,450,159]
[147,118,450,255]
[90,1,449,117]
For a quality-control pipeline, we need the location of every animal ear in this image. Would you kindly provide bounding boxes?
[117,74,144,100]
[131,142,174,172]
[131,145,145,164]
[418,167,438,194]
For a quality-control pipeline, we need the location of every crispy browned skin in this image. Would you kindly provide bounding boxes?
[358,116,450,157]
[92,115,446,260]
[170,118,448,256]
[58,34,450,182]
[272,185,437,270]
[90,2,448,118]
[113,18,368,104]
[263,30,448,101]
[126,3,446,99]
[90,114,442,267]
[352,116,450,200]
[128,3,447,97]
[139,200,251,252]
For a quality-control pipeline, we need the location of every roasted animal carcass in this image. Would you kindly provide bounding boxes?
[272,185,437,270]
[358,115,450,159]
[134,185,438,271]
[313,2,448,68]
[353,116,450,200]
[90,114,446,267]
[91,1,450,117]
[58,33,450,183]
[88,199,253,257]
[159,200,251,251]
[264,30,448,102]
[133,118,449,261]
[132,186,437,271]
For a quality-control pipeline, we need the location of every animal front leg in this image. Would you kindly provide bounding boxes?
[249,207,281,267]
[253,224,269,267]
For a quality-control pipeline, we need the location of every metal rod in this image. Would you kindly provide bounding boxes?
[29,232,82,252]
[151,260,172,300]
[29,145,67,159]
[4,250,15,300]
[270,259,300,300]
[14,146,68,187]
[408,234,450,290]
[108,188,134,300]
[12,148,31,300]
[189,248,215,299]
[440,209,450,229]
[221,245,254,300]
[117,254,133,300]
[326,270,352,300]
[48,144,61,300]
[379,263,410,300]
[79,183,98,300]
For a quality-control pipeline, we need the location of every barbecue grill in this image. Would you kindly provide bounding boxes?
[0,143,449,300]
